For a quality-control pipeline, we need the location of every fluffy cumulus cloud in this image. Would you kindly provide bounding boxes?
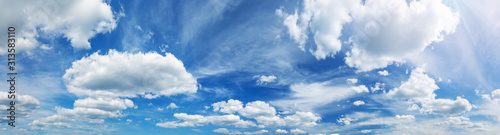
[274,81,369,111]
[388,66,472,115]
[157,100,321,132]
[388,66,438,101]
[0,92,40,119]
[378,70,390,76]
[0,0,119,54]
[63,50,198,98]
[345,0,459,72]
[278,0,361,59]
[279,0,458,72]
[254,75,277,85]
[353,100,365,106]
[212,99,244,114]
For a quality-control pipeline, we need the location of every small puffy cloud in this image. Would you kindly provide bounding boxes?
[254,75,277,85]
[166,103,179,109]
[353,100,365,106]
[212,99,244,114]
[126,119,132,122]
[345,0,459,72]
[144,118,151,121]
[0,0,119,54]
[395,115,415,120]
[290,128,306,134]
[370,82,385,92]
[63,50,197,98]
[346,78,358,84]
[378,70,390,76]
[276,129,288,133]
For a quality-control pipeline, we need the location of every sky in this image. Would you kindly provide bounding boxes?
[0,0,500,134]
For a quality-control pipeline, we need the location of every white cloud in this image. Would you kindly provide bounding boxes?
[0,0,119,54]
[378,70,390,76]
[63,50,198,98]
[126,119,132,122]
[254,75,277,85]
[345,0,459,72]
[0,92,40,117]
[238,101,285,126]
[370,82,385,92]
[492,89,500,100]
[213,128,241,134]
[158,100,321,130]
[388,66,472,115]
[290,128,306,134]
[279,0,361,59]
[346,78,358,84]
[276,129,288,133]
[30,97,135,130]
[361,130,372,133]
[353,100,365,106]
[166,103,179,109]
[395,115,415,120]
[337,112,378,125]
[284,112,321,127]
[212,99,244,114]
[243,129,268,135]
[145,118,151,121]
[420,97,473,115]
[156,113,256,128]
[388,66,438,102]
[274,81,369,111]
[434,116,487,132]
[73,97,134,112]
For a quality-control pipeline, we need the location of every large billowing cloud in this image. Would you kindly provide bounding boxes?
[345,0,459,72]
[63,50,198,98]
[278,0,361,59]
[280,0,459,72]
[0,0,119,54]
[32,50,197,131]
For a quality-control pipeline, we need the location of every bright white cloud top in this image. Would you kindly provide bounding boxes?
[63,50,198,98]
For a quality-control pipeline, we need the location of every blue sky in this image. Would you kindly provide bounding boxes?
[1,0,500,134]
